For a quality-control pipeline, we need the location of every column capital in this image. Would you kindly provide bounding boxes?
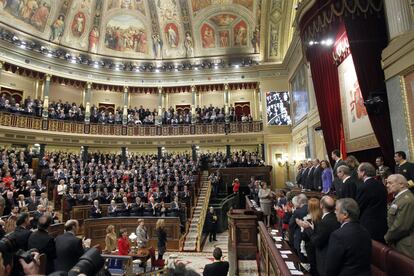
[123,86,129,93]
[86,82,92,89]
[45,74,52,81]
[191,85,196,92]
[224,83,229,90]
[158,86,163,93]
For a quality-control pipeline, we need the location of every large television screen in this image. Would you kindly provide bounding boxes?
[266,91,292,125]
[291,64,309,124]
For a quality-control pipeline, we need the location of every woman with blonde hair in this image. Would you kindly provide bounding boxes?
[298,198,322,275]
[104,225,117,253]
[156,219,167,260]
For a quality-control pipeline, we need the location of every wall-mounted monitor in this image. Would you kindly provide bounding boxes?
[265,91,292,125]
[291,63,309,125]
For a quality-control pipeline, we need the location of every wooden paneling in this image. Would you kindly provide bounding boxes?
[84,217,182,251]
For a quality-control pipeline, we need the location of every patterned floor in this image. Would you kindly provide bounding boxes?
[165,231,259,275]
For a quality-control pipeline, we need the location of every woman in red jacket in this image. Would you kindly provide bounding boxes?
[232,178,240,193]
[118,228,130,256]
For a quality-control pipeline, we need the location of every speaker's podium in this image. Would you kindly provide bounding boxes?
[228,209,258,275]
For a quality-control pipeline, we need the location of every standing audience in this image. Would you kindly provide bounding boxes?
[258,181,272,227]
[156,219,167,261]
[206,207,218,242]
[326,198,371,276]
[336,165,357,199]
[356,162,388,242]
[385,174,414,258]
[117,228,130,256]
[104,225,117,253]
[394,151,414,191]
[203,247,229,276]
[55,219,91,271]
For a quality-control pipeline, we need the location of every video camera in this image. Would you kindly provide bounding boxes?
[0,233,106,276]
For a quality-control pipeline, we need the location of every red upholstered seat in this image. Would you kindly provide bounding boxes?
[386,248,414,276]
[371,240,390,276]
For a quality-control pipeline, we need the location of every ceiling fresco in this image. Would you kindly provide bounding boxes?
[0,0,267,59]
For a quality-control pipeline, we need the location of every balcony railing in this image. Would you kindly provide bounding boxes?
[0,112,263,136]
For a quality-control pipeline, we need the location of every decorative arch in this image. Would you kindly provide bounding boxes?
[98,9,152,58]
[192,4,255,56]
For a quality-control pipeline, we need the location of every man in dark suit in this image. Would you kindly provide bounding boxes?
[332,149,346,194]
[90,199,102,218]
[55,219,91,271]
[356,162,388,242]
[13,212,31,250]
[26,190,39,212]
[28,215,56,274]
[326,198,371,276]
[305,161,316,191]
[313,159,323,191]
[203,247,229,276]
[337,165,357,199]
[301,196,340,276]
[394,151,414,191]
[289,194,308,258]
[375,156,392,184]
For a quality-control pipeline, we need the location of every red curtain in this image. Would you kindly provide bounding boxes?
[306,38,343,159]
[343,11,395,166]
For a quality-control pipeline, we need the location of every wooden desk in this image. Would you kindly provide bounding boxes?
[84,217,183,251]
[258,221,309,276]
[48,223,64,238]
[245,195,264,221]
[69,203,187,234]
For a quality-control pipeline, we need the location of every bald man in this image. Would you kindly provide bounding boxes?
[385,174,414,258]
[301,196,340,276]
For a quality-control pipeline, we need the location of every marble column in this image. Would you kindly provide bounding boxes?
[226,145,231,159]
[82,145,89,163]
[123,86,129,125]
[0,61,4,81]
[191,85,196,123]
[258,83,263,120]
[158,86,163,115]
[42,74,52,119]
[384,0,413,39]
[224,83,229,114]
[39,144,46,159]
[84,82,92,124]
[121,147,127,163]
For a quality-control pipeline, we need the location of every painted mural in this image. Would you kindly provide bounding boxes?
[219,31,229,48]
[201,24,215,48]
[0,0,264,59]
[233,20,247,46]
[107,0,145,15]
[104,15,147,54]
[210,14,237,26]
[71,11,86,37]
[164,23,179,48]
[3,0,52,32]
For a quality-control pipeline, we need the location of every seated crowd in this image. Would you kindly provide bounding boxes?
[249,149,414,276]
[0,94,255,125]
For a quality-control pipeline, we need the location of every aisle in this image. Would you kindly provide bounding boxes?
[166,231,259,275]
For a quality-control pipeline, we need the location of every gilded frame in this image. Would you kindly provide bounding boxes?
[401,71,414,160]
[338,56,378,152]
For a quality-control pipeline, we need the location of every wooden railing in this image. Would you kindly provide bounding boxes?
[196,181,212,252]
[0,112,263,136]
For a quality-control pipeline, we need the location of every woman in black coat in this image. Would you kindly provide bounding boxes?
[156,219,167,260]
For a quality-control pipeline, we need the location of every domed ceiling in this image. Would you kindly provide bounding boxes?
[0,0,296,63]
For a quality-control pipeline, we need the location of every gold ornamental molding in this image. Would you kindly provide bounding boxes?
[400,76,414,159]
